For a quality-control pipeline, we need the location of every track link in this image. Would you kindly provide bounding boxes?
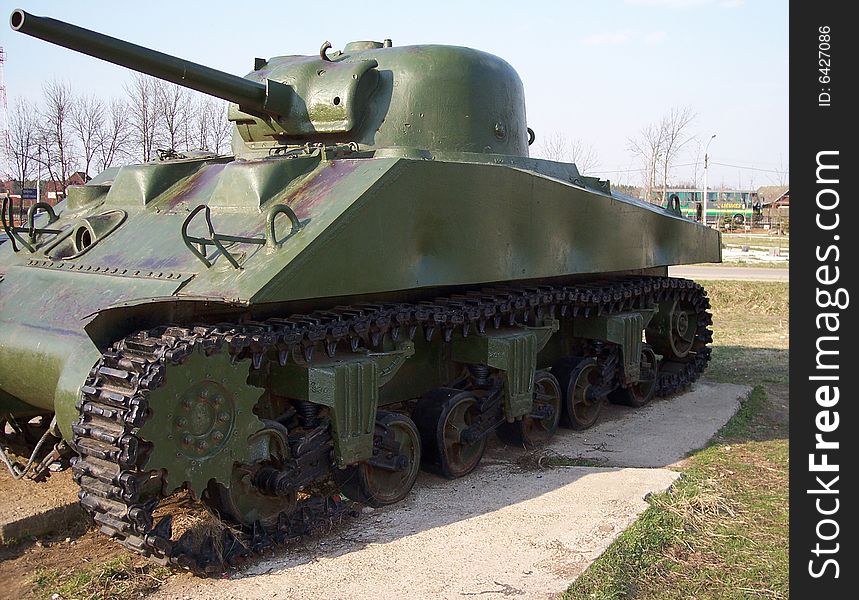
[71,276,712,574]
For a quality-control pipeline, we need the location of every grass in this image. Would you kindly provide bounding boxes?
[565,279,789,600]
[704,281,789,388]
[706,281,788,316]
[717,386,768,439]
[712,260,790,269]
[29,555,172,600]
[721,234,790,250]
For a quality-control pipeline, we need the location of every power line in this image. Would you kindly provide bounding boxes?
[590,162,698,175]
[590,160,789,177]
[710,161,788,174]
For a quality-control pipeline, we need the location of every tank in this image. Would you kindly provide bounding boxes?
[3,9,719,574]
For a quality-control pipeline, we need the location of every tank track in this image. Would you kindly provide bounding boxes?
[70,276,712,575]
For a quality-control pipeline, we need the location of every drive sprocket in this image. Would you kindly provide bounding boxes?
[137,344,264,498]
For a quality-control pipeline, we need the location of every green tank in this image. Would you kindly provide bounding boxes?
[3,9,719,573]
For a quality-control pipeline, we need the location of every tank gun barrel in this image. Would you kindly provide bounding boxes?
[9,9,288,119]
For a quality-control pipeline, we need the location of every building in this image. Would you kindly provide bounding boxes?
[756,185,789,231]
[757,185,789,208]
[1,172,90,226]
[2,171,90,203]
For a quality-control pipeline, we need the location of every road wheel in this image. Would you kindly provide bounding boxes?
[414,389,487,479]
[497,370,562,448]
[335,412,422,507]
[562,358,605,430]
[608,346,658,408]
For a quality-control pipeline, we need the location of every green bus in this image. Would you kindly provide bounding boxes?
[663,189,761,226]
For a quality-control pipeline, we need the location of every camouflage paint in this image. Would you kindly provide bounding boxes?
[3,10,721,443]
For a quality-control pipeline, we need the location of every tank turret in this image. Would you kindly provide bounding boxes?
[10,9,530,157]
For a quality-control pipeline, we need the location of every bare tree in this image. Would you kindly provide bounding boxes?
[539,132,568,162]
[188,96,213,151]
[537,132,599,174]
[70,94,104,179]
[206,99,232,155]
[156,81,190,152]
[768,154,789,187]
[96,98,133,171]
[628,107,696,204]
[37,80,78,196]
[745,174,756,192]
[4,98,37,188]
[4,99,38,224]
[657,106,695,202]
[5,79,241,181]
[125,74,162,162]
[567,139,599,175]
[627,123,664,203]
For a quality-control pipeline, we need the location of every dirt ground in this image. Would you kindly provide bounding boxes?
[0,468,88,600]
[0,527,116,600]
[0,469,79,529]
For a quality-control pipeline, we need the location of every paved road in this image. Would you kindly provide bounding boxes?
[156,382,748,600]
[670,264,789,282]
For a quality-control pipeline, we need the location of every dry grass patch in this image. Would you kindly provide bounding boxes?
[650,477,738,528]
[721,234,790,250]
[705,281,789,316]
[703,281,789,387]
[29,555,171,600]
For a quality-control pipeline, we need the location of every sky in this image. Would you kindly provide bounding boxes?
[0,0,788,189]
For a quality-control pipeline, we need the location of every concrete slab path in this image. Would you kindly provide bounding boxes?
[154,381,749,600]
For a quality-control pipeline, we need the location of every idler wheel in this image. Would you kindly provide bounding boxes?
[647,298,697,360]
[335,412,421,507]
[497,371,562,448]
[414,389,487,479]
[559,357,605,430]
[609,346,659,408]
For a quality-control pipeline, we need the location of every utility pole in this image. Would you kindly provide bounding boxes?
[0,47,9,163]
[702,134,716,227]
[662,168,667,207]
[36,145,41,203]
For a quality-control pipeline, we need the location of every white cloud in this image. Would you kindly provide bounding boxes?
[625,0,745,8]
[580,30,632,46]
[644,31,668,45]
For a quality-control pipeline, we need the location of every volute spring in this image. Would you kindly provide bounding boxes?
[469,364,491,388]
[295,400,320,428]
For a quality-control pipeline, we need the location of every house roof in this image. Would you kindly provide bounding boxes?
[756,185,789,206]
